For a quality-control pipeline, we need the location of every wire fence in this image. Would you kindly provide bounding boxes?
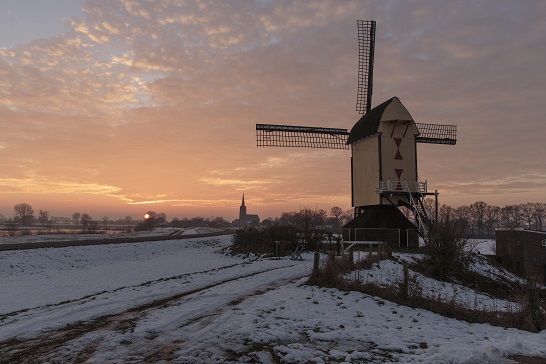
[340,252,525,314]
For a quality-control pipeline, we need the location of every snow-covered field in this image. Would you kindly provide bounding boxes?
[0,226,222,245]
[1,234,545,363]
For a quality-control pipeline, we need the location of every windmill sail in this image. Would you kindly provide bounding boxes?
[256,121,457,148]
[356,20,376,115]
[255,20,378,151]
[415,123,457,145]
[256,124,349,149]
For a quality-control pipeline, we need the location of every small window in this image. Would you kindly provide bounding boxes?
[542,239,546,247]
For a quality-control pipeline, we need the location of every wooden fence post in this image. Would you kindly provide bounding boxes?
[527,277,543,331]
[402,261,409,299]
[312,252,320,276]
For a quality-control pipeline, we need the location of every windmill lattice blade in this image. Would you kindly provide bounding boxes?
[356,20,376,115]
[256,124,349,149]
[415,123,457,145]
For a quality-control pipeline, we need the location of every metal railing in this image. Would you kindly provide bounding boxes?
[416,177,432,224]
[403,180,427,238]
[377,179,427,193]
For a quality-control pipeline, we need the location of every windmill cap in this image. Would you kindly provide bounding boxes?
[347,97,415,144]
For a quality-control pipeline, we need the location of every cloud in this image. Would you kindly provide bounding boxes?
[1,0,545,219]
[0,176,120,195]
[0,35,151,118]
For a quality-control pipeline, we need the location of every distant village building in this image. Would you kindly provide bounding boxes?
[51,216,73,225]
[233,193,260,228]
[496,229,546,283]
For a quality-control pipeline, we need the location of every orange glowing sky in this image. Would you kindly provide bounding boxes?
[1,1,545,221]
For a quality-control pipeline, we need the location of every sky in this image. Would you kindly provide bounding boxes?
[0,0,545,221]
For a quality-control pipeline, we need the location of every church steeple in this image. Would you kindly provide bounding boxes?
[236,192,260,227]
[239,193,247,220]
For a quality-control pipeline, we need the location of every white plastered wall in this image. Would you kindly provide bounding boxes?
[352,137,380,206]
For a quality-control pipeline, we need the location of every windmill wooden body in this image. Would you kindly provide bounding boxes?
[256,21,456,246]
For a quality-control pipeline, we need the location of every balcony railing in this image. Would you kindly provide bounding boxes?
[376,179,427,194]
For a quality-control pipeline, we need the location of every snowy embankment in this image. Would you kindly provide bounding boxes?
[349,252,523,312]
[0,235,545,363]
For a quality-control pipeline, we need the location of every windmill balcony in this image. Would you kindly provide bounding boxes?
[376,179,428,194]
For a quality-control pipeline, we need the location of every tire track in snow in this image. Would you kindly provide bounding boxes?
[0,259,251,321]
[140,275,305,363]
[0,262,305,364]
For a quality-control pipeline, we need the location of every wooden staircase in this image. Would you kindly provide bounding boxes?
[377,179,434,240]
[402,180,430,239]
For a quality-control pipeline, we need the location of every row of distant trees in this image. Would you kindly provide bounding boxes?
[136,212,233,230]
[0,203,137,230]
[3,200,544,237]
[0,204,234,230]
[242,201,546,245]
[429,201,546,238]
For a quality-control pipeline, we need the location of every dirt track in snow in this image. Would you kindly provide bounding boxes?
[0,260,303,364]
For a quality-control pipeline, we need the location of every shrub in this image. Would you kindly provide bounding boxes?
[231,223,299,256]
[307,252,387,287]
[423,220,471,279]
[307,254,351,287]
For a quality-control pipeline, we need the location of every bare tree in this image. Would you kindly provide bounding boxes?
[14,203,34,226]
[511,205,522,228]
[142,211,157,230]
[454,205,472,236]
[424,198,436,224]
[38,210,50,226]
[438,204,455,225]
[340,209,354,226]
[72,212,81,226]
[278,211,297,225]
[520,203,535,229]
[470,201,487,238]
[330,206,344,232]
[156,213,167,225]
[294,206,327,250]
[277,206,327,250]
[81,213,92,230]
[485,205,501,238]
[532,203,546,230]
[501,205,522,228]
[330,207,343,221]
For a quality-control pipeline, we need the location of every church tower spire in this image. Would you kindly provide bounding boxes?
[239,193,247,221]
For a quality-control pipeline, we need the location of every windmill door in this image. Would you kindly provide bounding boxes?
[400,229,408,248]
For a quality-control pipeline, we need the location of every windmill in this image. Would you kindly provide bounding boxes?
[256,21,456,246]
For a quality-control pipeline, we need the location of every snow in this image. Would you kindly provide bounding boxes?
[0,226,222,245]
[349,252,522,312]
[0,234,545,363]
[470,238,497,255]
